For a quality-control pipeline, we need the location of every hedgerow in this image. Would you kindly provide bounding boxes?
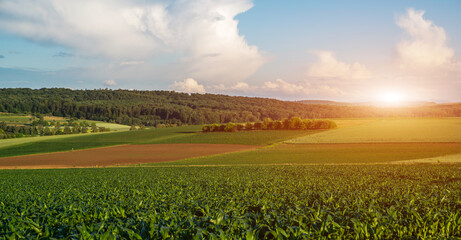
[202,117,337,132]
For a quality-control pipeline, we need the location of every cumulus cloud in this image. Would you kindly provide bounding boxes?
[209,78,345,100]
[104,79,116,86]
[172,78,206,94]
[0,0,265,83]
[262,78,305,94]
[307,51,372,80]
[396,9,454,69]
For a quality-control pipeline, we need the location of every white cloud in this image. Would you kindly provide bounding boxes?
[172,78,206,94]
[0,0,266,83]
[262,78,305,94]
[307,51,372,80]
[104,79,116,86]
[396,8,454,69]
[208,79,345,100]
[392,8,461,100]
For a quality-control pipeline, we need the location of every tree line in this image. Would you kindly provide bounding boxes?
[1,88,460,127]
[202,117,337,132]
[0,119,110,139]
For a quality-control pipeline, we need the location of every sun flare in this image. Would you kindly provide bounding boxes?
[379,91,404,104]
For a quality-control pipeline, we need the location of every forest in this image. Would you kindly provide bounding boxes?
[1,88,461,126]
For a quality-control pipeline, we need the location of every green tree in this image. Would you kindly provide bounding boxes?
[262,118,273,130]
[44,127,53,136]
[224,122,237,132]
[63,126,72,134]
[273,120,283,130]
[202,125,210,132]
[253,122,263,130]
[92,123,99,133]
[244,122,253,131]
[289,117,303,130]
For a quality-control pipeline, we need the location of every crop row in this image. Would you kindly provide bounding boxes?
[0,165,460,239]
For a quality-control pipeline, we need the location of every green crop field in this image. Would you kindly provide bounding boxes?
[288,118,461,143]
[83,121,131,132]
[0,126,312,158]
[0,121,130,151]
[139,129,320,145]
[154,142,461,166]
[1,165,460,239]
[0,114,31,125]
[0,126,198,157]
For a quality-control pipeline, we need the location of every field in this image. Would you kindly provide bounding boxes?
[1,118,461,238]
[0,113,129,130]
[288,118,461,143]
[0,126,311,158]
[159,143,461,166]
[0,114,32,125]
[0,144,257,169]
[1,165,460,238]
[0,113,130,151]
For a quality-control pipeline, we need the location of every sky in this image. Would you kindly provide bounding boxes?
[0,0,460,102]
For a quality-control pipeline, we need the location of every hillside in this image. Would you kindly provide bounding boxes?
[1,88,461,126]
[298,100,437,107]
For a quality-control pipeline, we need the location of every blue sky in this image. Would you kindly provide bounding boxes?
[0,0,460,102]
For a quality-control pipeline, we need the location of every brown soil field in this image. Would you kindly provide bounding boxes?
[0,144,258,169]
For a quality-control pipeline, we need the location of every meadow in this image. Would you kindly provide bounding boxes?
[1,165,460,239]
[0,125,314,158]
[0,114,130,151]
[0,114,32,125]
[158,142,461,166]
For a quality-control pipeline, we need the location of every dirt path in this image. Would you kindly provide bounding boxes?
[0,144,259,169]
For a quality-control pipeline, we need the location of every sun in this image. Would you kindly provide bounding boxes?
[378,91,404,105]
[380,92,402,103]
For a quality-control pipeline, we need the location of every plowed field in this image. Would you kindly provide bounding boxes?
[0,144,258,169]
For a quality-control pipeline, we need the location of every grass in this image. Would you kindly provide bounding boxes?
[0,126,198,158]
[0,126,315,158]
[139,129,320,145]
[0,114,31,125]
[288,118,461,143]
[155,142,461,166]
[0,114,130,150]
[0,113,129,131]
[83,120,130,131]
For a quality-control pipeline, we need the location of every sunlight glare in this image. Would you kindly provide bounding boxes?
[379,91,404,104]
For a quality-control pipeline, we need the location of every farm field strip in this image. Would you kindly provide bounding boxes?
[288,118,461,143]
[0,126,317,158]
[0,130,125,150]
[154,142,461,166]
[0,144,259,169]
[393,152,461,164]
[0,126,201,158]
[0,120,130,150]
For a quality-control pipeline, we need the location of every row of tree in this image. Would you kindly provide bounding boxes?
[202,117,337,132]
[0,121,110,139]
[1,88,460,127]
